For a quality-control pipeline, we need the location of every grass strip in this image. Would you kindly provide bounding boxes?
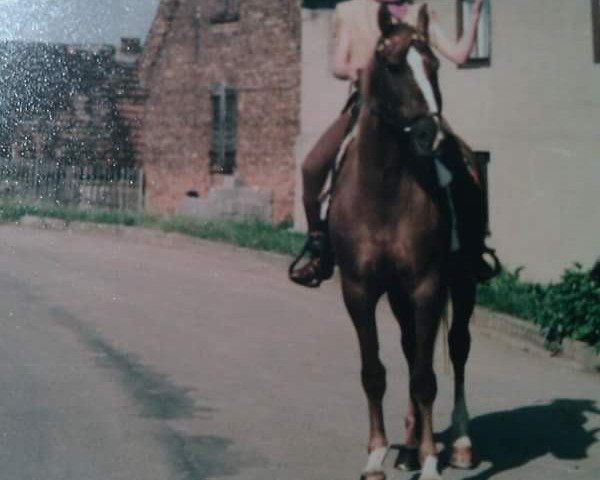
[0,201,305,257]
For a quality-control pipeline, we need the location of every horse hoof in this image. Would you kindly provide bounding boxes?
[450,446,474,469]
[360,473,385,480]
[394,446,420,471]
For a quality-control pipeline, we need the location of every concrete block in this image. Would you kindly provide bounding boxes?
[178,179,273,223]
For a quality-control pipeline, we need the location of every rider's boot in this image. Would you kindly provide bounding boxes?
[289,221,335,288]
[447,138,501,283]
[461,189,501,283]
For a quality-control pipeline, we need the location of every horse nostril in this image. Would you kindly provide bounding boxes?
[409,115,446,155]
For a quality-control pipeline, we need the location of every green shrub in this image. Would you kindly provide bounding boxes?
[534,264,600,351]
[477,268,545,321]
[478,265,600,352]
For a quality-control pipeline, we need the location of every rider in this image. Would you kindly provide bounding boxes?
[290,0,497,287]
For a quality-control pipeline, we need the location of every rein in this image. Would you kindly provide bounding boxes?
[369,102,441,135]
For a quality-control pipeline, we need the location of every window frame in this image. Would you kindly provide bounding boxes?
[302,0,342,8]
[209,82,238,175]
[210,0,240,24]
[593,0,600,63]
[456,0,492,69]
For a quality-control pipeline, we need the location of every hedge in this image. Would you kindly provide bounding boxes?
[478,264,600,352]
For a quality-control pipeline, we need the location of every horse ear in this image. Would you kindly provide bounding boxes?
[377,4,395,38]
[417,3,430,41]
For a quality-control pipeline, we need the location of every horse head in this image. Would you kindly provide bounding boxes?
[367,3,445,157]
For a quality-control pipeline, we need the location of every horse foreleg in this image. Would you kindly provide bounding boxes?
[412,363,441,480]
[388,292,420,471]
[410,282,445,480]
[403,398,418,443]
[342,278,387,479]
[448,277,477,469]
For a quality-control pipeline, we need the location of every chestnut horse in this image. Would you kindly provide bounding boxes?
[329,6,477,480]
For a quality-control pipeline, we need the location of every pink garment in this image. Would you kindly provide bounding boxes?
[375,0,411,20]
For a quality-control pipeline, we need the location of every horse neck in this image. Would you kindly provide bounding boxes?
[356,112,420,194]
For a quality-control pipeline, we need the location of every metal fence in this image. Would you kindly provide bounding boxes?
[0,159,144,211]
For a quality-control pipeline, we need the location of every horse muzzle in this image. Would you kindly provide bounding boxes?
[405,115,445,157]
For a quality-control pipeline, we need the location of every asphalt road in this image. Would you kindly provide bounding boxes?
[0,224,598,480]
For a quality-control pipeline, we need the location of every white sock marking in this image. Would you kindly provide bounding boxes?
[363,446,388,474]
[454,436,472,449]
[419,455,442,480]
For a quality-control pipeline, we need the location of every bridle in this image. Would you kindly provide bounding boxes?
[370,102,442,136]
[370,34,445,146]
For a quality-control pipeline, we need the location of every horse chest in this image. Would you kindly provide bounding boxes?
[338,222,434,279]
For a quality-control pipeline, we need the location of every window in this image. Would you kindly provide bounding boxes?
[210,0,240,24]
[474,151,491,234]
[210,83,238,174]
[457,0,491,68]
[302,0,343,8]
[593,0,600,63]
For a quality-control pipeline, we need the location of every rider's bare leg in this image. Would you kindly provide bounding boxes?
[302,111,352,230]
[290,112,352,287]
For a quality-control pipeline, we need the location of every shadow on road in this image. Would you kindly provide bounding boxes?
[49,305,266,479]
[161,429,264,480]
[437,399,600,479]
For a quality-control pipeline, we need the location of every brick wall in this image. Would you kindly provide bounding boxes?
[139,0,301,222]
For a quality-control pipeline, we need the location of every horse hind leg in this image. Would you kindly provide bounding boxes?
[341,278,388,480]
[448,277,477,469]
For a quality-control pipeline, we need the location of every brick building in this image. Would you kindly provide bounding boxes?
[138,0,301,222]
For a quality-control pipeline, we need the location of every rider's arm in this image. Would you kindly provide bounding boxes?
[332,12,356,81]
[429,0,484,66]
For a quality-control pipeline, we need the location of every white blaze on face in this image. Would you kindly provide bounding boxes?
[406,46,438,114]
[406,46,444,149]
